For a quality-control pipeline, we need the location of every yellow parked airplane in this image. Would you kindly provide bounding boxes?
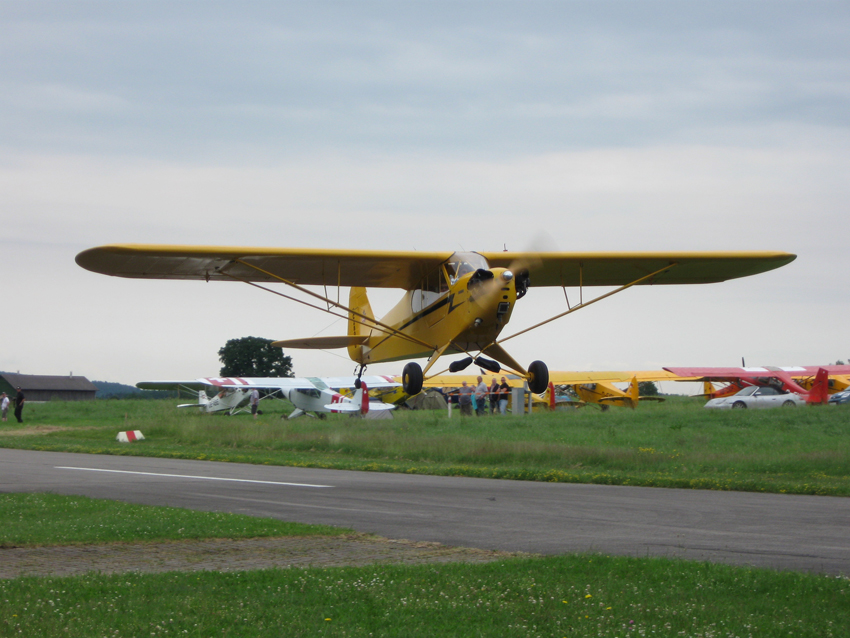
[417,370,690,409]
[567,375,661,409]
[76,245,795,396]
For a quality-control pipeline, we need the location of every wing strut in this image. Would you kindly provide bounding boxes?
[499,262,678,345]
[222,259,435,351]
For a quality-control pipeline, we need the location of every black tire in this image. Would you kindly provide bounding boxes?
[402,362,423,396]
[732,401,747,409]
[527,360,549,395]
[782,400,796,407]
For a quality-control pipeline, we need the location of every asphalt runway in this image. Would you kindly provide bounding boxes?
[1,448,848,575]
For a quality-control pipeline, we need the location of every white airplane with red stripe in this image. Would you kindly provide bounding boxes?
[136,376,399,418]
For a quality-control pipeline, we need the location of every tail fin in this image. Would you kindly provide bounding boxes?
[348,287,374,361]
[198,390,209,405]
[807,368,830,404]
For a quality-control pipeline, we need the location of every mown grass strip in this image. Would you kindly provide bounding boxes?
[1,554,846,637]
[0,493,350,547]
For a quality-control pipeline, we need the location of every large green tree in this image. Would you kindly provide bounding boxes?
[218,337,293,377]
[638,381,659,396]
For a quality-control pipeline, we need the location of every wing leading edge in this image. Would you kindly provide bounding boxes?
[77,244,796,289]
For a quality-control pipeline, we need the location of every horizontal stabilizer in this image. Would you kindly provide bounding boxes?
[323,403,360,412]
[272,336,369,350]
[177,403,204,409]
[363,402,396,411]
[323,402,396,412]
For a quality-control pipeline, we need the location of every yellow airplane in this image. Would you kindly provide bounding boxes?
[419,370,688,409]
[75,245,795,396]
[791,374,849,394]
[568,376,660,409]
[550,370,690,409]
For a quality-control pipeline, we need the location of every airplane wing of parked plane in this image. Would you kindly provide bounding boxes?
[663,365,850,385]
[137,376,399,391]
[411,370,693,388]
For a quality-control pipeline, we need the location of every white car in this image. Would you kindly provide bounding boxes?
[704,385,806,409]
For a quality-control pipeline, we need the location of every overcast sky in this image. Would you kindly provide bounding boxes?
[2,1,848,390]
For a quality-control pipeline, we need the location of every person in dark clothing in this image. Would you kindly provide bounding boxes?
[489,377,499,414]
[14,387,25,424]
[457,381,474,416]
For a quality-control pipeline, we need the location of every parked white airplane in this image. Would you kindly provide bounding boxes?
[136,376,400,419]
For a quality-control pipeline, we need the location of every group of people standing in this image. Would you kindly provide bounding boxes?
[456,375,511,416]
[1,387,25,423]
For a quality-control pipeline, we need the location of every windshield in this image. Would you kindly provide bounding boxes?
[446,252,489,281]
[734,386,758,397]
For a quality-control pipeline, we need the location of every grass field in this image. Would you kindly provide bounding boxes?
[0,494,847,637]
[0,492,350,547]
[2,396,849,496]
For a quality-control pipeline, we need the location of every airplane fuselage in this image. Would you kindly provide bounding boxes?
[573,381,638,409]
[350,257,519,366]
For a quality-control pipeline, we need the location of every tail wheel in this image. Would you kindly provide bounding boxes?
[527,360,549,395]
[402,362,424,396]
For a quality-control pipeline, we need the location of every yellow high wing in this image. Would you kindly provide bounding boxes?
[76,245,795,287]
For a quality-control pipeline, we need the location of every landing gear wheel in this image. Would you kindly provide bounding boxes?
[402,362,424,396]
[354,365,366,389]
[527,360,549,395]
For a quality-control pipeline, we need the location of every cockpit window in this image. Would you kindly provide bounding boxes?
[447,252,489,282]
[411,266,449,313]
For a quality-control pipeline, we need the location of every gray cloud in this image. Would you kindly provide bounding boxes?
[3,1,849,159]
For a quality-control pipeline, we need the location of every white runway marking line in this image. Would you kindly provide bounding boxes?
[55,467,333,488]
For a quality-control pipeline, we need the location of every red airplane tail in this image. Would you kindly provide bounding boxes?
[806,368,830,405]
